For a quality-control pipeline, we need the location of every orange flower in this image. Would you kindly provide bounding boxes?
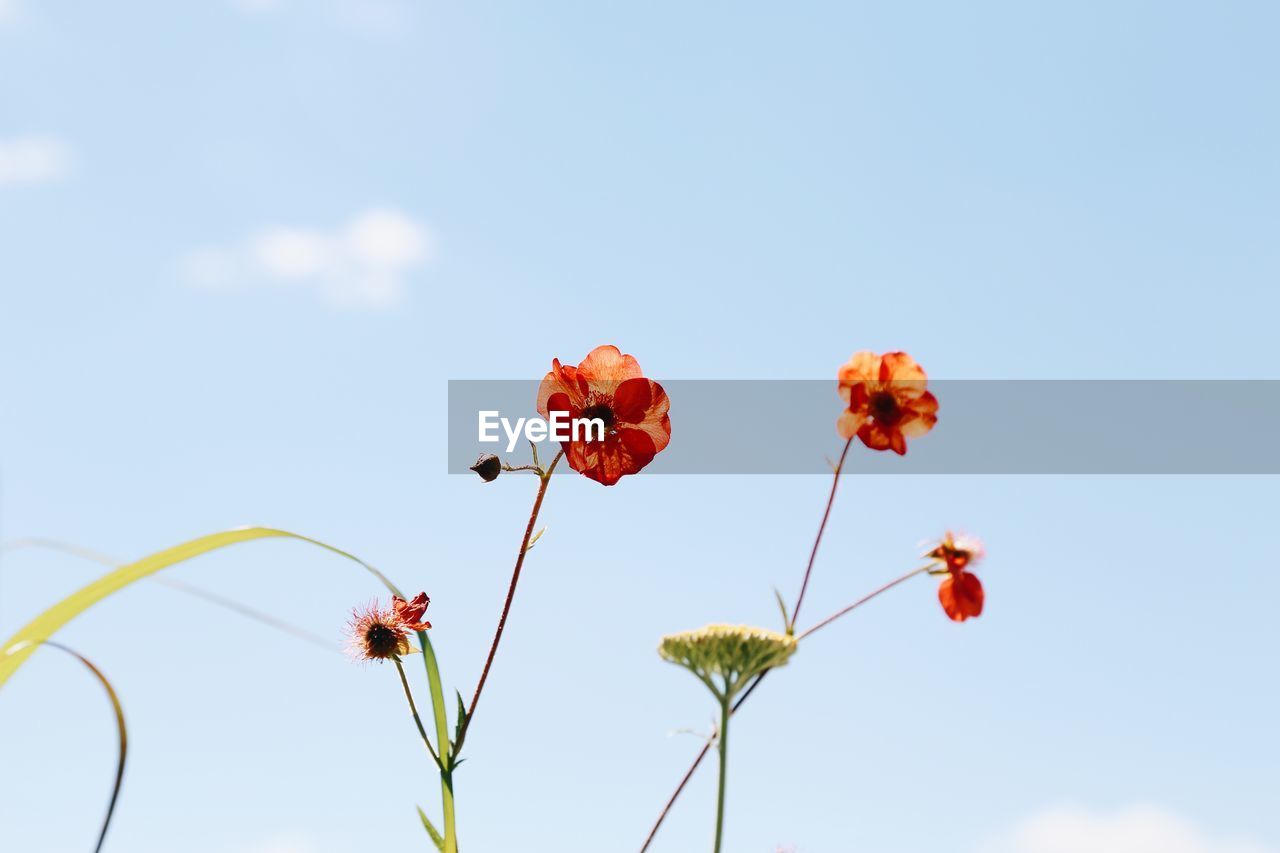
[393,592,432,631]
[537,345,671,485]
[837,351,938,455]
[927,532,984,622]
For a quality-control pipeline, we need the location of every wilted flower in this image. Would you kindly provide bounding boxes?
[347,591,432,660]
[926,532,985,622]
[470,454,502,482]
[347,602,413,661]
[392,592,432,631]
[537,344,671,485]
[659,624,797,700]
[837,351,938,455]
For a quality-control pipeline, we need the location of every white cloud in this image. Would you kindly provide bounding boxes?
[986,805,1277,853]
[0,136,74,186]
[182,208,437,310]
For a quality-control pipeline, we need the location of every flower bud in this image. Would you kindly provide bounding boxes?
[470,454,502,482]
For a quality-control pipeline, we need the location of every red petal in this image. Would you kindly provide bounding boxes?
[613,377,654,423]
[938,572,984,622]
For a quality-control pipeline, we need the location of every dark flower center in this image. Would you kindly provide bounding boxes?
[581,403,616,430]
[869,391,900,423]
[364,623,402,658]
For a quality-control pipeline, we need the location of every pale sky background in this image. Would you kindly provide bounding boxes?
[1,2,1278,852]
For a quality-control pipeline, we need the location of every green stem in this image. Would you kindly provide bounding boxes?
[393,658,441,769]
[419,630,457,853]
[713,694,731,853]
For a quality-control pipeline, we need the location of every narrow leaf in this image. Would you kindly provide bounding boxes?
[773,587,792,633]
[0,538,339,652]
[524,528,545,553]
[453,686,468,747]
[417,806,446,851]
[0,527,402,689]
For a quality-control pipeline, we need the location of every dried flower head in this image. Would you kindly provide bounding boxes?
[470,453,502,482]
[659,624,797,700]
[537,344,672,486]
[347,602,413,661]
[837,351,939,455]
[926,532,985,622]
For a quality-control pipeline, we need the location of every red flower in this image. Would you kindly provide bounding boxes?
[837,351,938,455]
[927,532,985,622]
[393,592,432,631]
[537,345,671,485]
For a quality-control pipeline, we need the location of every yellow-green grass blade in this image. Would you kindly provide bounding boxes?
[0,527,401,689]
[9,640,128,853]
[1,537,339,652]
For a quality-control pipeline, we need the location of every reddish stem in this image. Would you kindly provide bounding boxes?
[790,435,855,627]
[797,566,929,641]
[639,441,858,852]
[457,451,562,752]
[638,672,768,852]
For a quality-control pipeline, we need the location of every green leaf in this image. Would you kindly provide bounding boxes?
[417,806,446,851]
[452,690,468,762]
[524,527,545,553]
[0,527,402,690]
[773,587,793,633]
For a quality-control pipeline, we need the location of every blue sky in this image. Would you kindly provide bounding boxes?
[1,2,1278,852]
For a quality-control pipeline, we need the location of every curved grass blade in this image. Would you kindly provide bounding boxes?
[0,538,338,652]
[0,527,402,689]
[9,640,128,853]
[0,528,461,851]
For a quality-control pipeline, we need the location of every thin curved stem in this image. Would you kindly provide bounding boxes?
[797,567,930,641]
[457,450,563,753]
[789,436,855,628]
[393,657,441,769]
[40,642,127,853]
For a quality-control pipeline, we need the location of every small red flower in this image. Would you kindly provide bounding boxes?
[537,345,671,486]
[837,351,939,455]
[927,532,985,622]
[393,592,432,631]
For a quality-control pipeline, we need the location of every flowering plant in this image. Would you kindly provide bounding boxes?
[0,345,988,853]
